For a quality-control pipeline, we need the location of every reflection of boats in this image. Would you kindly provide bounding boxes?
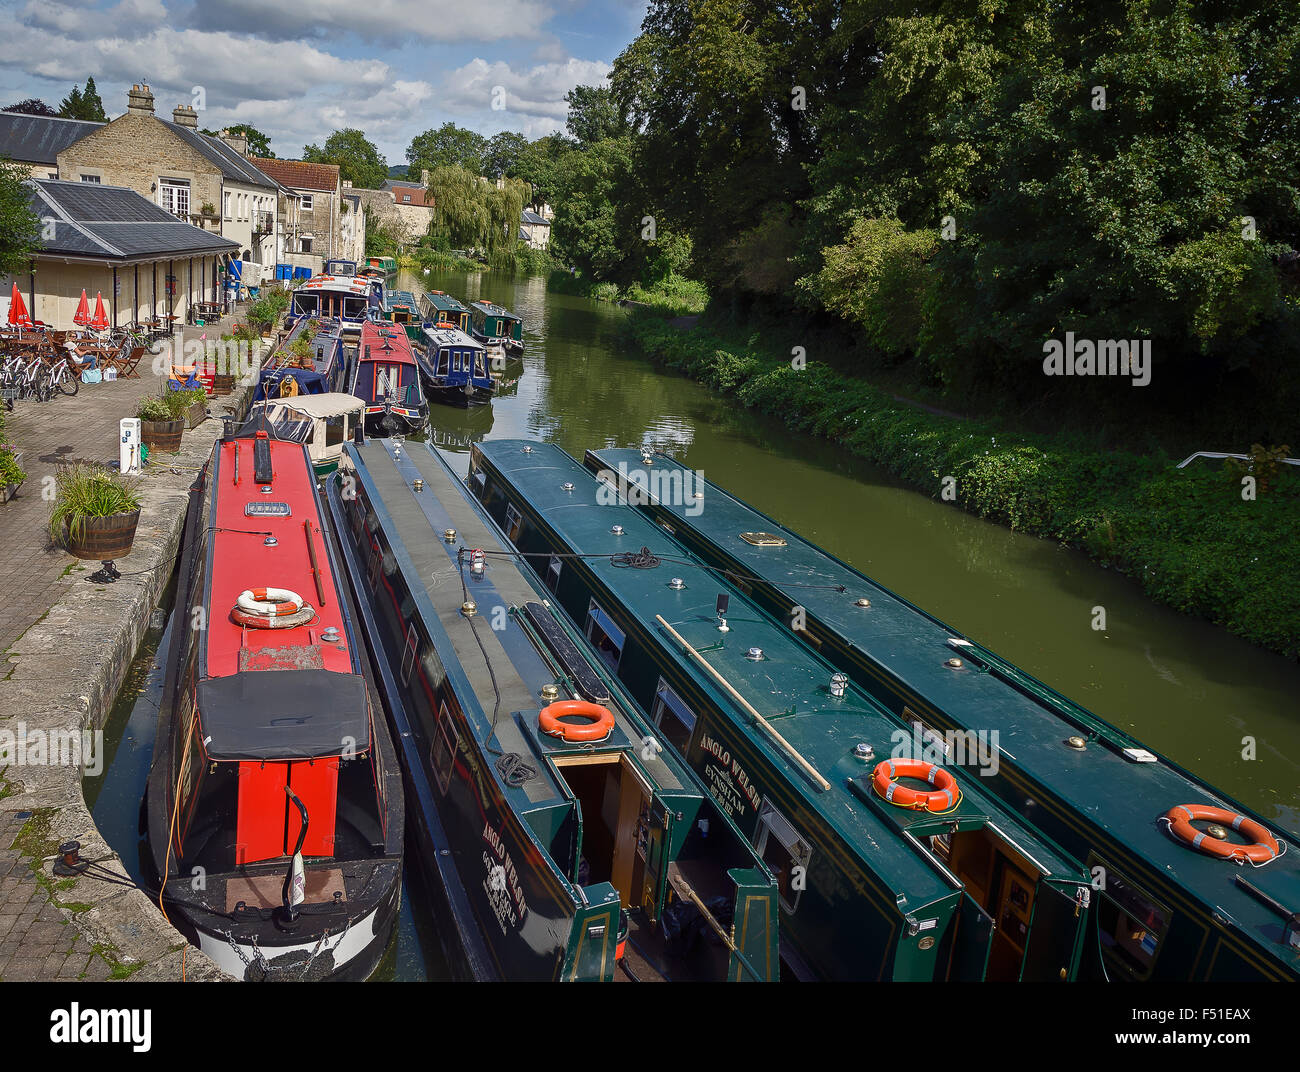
[416,324,493,408]
[469,298,523,361]
[380,290,421,342]
[427,398,494,453]
[583,447,1300,983]
[470,441,1096,982]
[248,392,366,474]
[145,416,404,981]
[349,320,428,436]
[490,356,523,398]
[252,317,347,403]
[417,291,471,334]
[289,275,381,340]
[325,437,779,981]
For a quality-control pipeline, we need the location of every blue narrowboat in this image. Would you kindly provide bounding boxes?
[251,316,347,403]
[416,324,493,407]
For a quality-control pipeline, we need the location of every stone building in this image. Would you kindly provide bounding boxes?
[51,85,282,282]
[352,172,435,250]
[247,157,352,274]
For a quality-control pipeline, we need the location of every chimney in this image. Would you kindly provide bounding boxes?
[172,104,198,128]
[126,83,155,117]
[219,128,248,155]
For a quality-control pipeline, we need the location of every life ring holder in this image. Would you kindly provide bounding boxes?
[232,587,316,630]
[1162,804,1284,866]
[539,701,615,744]
[872,758,962,813]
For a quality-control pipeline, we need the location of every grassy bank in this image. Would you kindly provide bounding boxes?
[548,269,707,316]
[626,314,1300,658]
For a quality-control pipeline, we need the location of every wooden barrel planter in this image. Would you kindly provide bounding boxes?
[186,400,208,429]
[212,373,234,395]
[63,509,141,561]
[141,418,184,452]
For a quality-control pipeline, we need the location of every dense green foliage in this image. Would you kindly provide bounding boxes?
[225,124,273,157]
[407,123,489,174]
[48,464,140,543]
[0,158,39,276]
[628,314,1300,655]
[423,166,527,261]
[58,78,106,122]
[2,99,58,116]
[303,128,387,189]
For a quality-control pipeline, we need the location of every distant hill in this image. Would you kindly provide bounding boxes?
[387,164,408,180]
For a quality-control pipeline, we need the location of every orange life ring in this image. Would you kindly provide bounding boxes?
[872,758,960,812]
[1164,804,1281,864]
[539,701,615,743]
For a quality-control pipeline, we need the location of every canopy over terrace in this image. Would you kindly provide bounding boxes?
[2,178,239,331]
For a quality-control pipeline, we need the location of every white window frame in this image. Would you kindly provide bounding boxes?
[546,554,562,592]
[300,194,313,211]
[754,797,813,914]
[651,677,696,753]
[158,177,190,218]
[432,702,459,795]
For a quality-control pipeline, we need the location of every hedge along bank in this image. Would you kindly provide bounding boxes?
[625,314,1300,659]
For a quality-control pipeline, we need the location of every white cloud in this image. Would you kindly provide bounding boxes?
[441,56,610,123]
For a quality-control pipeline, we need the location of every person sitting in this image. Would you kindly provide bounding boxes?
[65,338,95,370]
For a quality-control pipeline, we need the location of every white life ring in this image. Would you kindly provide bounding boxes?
[232,587,316,629]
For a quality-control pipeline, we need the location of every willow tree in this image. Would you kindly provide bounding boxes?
[426,166,490,250]
[485,177,528,263]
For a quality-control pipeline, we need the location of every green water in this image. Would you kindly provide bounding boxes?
[409,267,1300,830]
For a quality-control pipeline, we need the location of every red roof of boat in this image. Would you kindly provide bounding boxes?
[206,435,352,680]
[358,319,417,367]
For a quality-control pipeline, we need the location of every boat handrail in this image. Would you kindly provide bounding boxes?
[655,614,831,792]
[668,864,765,982]
[1175,450,1300,469]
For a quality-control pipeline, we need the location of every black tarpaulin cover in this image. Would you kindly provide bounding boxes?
[196,670,370,760]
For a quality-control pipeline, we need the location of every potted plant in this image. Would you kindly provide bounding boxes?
[0,443,25,504]
[172,388,209,429]
[48,463,142,563]
[138,395,184,452]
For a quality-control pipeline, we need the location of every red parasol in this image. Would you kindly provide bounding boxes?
[90,292,110,332]
[7,282,32,328]
[73,289,91,326]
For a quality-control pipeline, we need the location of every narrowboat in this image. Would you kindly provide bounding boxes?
[349,320,428,436]
[470,299,524,361]
[247,392,366,475]
[324,258,358,276]
[290,274,382,339]
[416,324,493,407]
[418,291,472,335]
[144,416,404,981]
[324,438,780,981]
[582,447,1300,982]
[380,290,422,343]
[252,316,347,403]
[359,256,398,283]
[468,440,1094,982]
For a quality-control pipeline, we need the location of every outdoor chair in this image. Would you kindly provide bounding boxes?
[115,345,146,378]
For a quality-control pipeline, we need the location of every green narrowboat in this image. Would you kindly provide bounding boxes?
[381,290,422,342]
[469,441,1093,982]
[582,447,1300,983]
[418,291,472,335]
[325,438,780,980]
[470,299,524,359]
[360,255,397,282]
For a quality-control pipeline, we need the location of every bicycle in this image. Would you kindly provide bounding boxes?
[45,353,80,397]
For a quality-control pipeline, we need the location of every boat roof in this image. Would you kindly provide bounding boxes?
[297,274,373,295]
[358,320,417,365]
[583,446,1300,974]
[384,290,418,310]
[200,428,368,760]
[472,299,518,320]
[474,440,1086,909]
[258,392,366,418]
[421,291,469,312]
[422,324,481,350]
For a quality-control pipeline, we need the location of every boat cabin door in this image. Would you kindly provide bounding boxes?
[641,794,676,922]
[1020,882,1088,982]
[948,893,995,981]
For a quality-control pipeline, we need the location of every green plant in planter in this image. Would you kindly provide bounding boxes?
[166,389,207,418]
[48,464,141,543]
[137,396,173,422]
[0,445,25,489]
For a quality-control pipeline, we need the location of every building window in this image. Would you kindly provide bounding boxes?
[300,236,313,254]
[754,798,812,913]
[159,178,190,218]
[223,192,231,220]
[301,194,313,211]
[402,194,411,203]
[79,174,100,183]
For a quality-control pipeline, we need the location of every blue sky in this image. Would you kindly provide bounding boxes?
[0,0,647,164]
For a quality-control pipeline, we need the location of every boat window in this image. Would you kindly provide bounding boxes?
[546,554,562,592]
[367,541,381,588]
[325,414,345,448]
[505,504,523,542]
[401,623,419,685]
[474,351,486,377]
[651,678,696,755]
[585,601,625,673]
[1090,856,1170,981]
[471,469,486,495]
[432,702,459,795]
[754,797,812,913]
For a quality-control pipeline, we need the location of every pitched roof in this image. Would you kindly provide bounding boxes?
[25,179,238,261]
[161,123,280,190]
[0,112,104,165]
[521,209,549,226]
[248,156,339,193]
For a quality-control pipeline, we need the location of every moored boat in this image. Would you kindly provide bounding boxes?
[247,392,366,474]
[469,298,523,361]
[582,447,1300,982]
[144,416,404,981]
[324,258,358,276]
[349,320,428,436]
[325,437,779,980]
[468,440,1095,981]
[380,290,422,343]
[417,290,471,335]
[359,256,397,284]
[252,316,347,403]
[290,274,381,340]
[415,324,493,407]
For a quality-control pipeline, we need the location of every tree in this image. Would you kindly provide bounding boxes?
[303,128,387,188]
[3,99,58,116]
[406,123,487,174]
[58,84,83,120]
[513,134,574,211]
[482,131,528,180]
[0,159,40,276]
[58,79,107,122]
[550,136,645,284]
[563,85,627,147]
[225,123,273,157]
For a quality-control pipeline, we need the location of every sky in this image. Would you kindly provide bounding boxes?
[0,0,647,165]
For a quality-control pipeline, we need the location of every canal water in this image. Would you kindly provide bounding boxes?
[88,267,1300,980]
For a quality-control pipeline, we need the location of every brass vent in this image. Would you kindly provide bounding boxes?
[739,531,787,547]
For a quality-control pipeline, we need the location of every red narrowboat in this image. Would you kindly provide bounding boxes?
[349,320,429,436]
